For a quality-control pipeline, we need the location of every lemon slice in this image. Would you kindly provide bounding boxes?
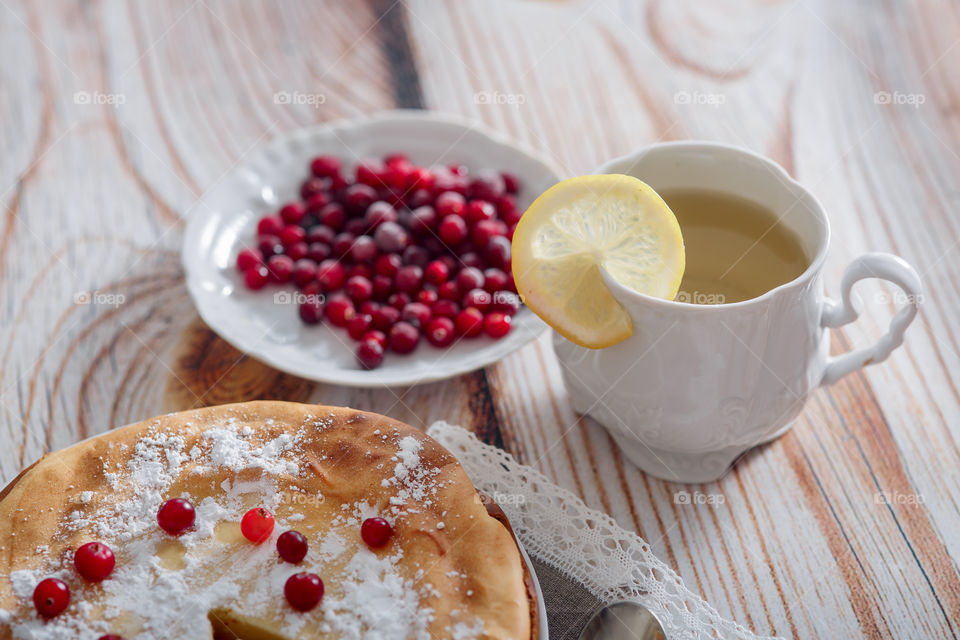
[512,174,685,348]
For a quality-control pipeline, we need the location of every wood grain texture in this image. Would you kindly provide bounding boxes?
[1,1,958,638]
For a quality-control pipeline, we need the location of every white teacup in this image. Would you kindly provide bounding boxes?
[553,142,922,483]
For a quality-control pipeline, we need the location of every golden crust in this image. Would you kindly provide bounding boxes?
[0,401,532,639]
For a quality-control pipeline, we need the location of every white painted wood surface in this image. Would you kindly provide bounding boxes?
[1,1,958,638]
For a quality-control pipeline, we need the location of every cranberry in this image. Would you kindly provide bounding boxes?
[459,251,483,269]
[406,166,434,191]
[395,265,423,294]
[388,322,420,354]
[332,232,356,258]
[74,542,115,582]
[425,317,456,348]
[485,235,512,270]
[435,192,466,218]
[363,330,388,349]
[417,288,439,305]
[424,260,449,286]
[484,311,512,338]
[356,159,385,187]
[285,241,308,262]
[347,313,373,341]
[471,219,505,249]
[374,221,409,253]
[501,171,521,194]
[456,267,485,293]
[407,188,434,209]
[432,299,460,319]
[306,224,335,245]
[316,259,347,291]
[306,242,331,263]
[455,308,485,337]
[375,253,402,277]
[240,507,274,543]
[408,205,438,235]
[318,203,347,231]
[345,275,374,303]
[292,259,317,287]
[465,200,496,224]
[325,296,356,327]
[356,339,385,369]
[279,202,305,225]
[98,636,126,640]
[492,290,521,315]
[388,293,412,310]
[432,169,468,195]
[372,306,401,331]
[361,517,393,547]
[483,268,509,293]
[437,281,460,301]
[462,288,492,312]
[33,578,70,618]
[380,163,409,190]
[329,173,349,191]
[384,152,410,166]
[279,225,305,247]
[157,498,195,535]
[364,201,399,230]
[277,530,308,563]
[359,301,380,316]
[257,215,284,236]
[348,235,377,264]
[438,215,468,246]
[343,184,377,214]
[345,218,367,236]
[267,255,294,283]
[236,248,263,272]
[372,275,394,300]
[299,296,324,324]
[243,265,270,290]
[401,302,431,328]
[468,169,506,201]
[285,572,324,612]
[257,234,284,257]
[300,178,328,202]
[497,194,520,224]
[402,245,430,267]
[311,155,341,178]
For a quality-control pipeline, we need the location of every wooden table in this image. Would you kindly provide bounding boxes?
[2,1,958,638]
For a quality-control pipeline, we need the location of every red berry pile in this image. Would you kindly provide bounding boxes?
[234,153,524,369]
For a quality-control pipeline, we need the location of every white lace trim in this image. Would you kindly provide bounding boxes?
[427,422,778,640]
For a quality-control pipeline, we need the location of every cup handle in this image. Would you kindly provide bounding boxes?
[819,253,922,385]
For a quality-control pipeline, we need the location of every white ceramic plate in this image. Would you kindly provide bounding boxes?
[182,111,561,387]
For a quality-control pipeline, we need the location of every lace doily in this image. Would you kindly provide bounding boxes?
[427,422,778,640]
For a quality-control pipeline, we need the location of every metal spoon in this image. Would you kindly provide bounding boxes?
[578,600,667,640]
